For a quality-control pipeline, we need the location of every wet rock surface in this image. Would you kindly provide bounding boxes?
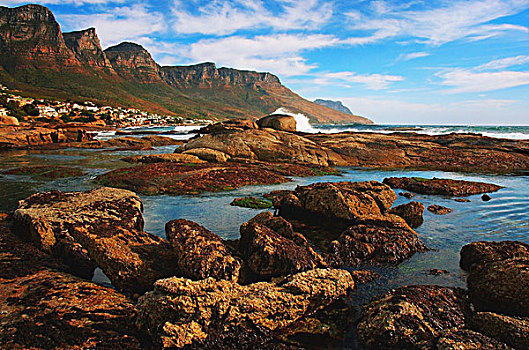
[165,219,241,283]
[0,223,142,349]
[136,268,354,348]
[383,177,503,197]
[13,187,179,294]
[389,201,424,228]
[467,258,529,317]
[427,204,453,215]
[356,285,471,349]
[470,312,529,350]
[435,328,513,350]
[460,241,529,271]
[97,162,337,196]
[328,214,428,266]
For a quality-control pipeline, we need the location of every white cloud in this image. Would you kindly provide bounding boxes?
[476,55,529,70]
[60,4,166,48]
[397,52,430,61]
[181,34,339,76]
[171,0,333,35]
[345,0,529,45]
[438,69,529,93]
[314,71,405,90]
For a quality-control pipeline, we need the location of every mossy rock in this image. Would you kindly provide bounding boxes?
[230,197,273,209]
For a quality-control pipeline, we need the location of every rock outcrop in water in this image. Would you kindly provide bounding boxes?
[389,201,424,228]
[13,187,179,294]
[136,268,354,348]
[383,177,504,197]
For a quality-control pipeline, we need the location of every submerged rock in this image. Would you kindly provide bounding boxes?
[13,187,179,294]
[389,201,424,228]
[136,268,354,348]
[427,204,453,215]
[460,241,529,271]
[383,177,503,197]
[328,214,428,267]
[2,165,85,179]
[467,258,529,317]
[0,224,141,349]
[230,197,273,209]
[165,219,241,283]
[470,312,529,350]
[356,285,471,349]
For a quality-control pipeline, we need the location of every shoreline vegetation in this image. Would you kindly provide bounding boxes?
[1,114,528,349]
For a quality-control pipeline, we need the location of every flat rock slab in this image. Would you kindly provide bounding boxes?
[97,162,337,196]
[13,187,179,295]
[356,285,471,349]
[383,177,503,197]
[136,268,354,348]
[0,224,141,349]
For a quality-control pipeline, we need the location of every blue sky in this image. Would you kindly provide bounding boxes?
[2,0,528,125]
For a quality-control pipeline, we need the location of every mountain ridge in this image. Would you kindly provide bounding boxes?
[0,4,372,124]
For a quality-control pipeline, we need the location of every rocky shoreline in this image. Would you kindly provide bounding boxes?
[1,115,528,349]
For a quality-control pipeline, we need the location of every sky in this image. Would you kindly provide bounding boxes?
[1,0,528,125]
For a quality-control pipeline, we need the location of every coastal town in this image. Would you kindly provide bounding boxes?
[0,84,206,128]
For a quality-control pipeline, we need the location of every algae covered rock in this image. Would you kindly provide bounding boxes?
[230,197,273,209]
[460,240,529,271]
[383,177,503,197]
[136,268,354,348]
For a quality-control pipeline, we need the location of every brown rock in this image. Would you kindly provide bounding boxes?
[348,270,381,285]
[136,268,354,348]
[199,119,257,134]
[238,222,324,280]
[256,114,297,132]
[279,181,397,222]
[399,191,415,199]
[13,187,179,294]
[182,147,231,162]
[428,204,453,215]
[122,153,205,164]
[0,224,141,349]
[470,312,529,350]
[435,328,513,350]
[0,115,19,126]
[165,219,241,282]
[389,201,424,228]
[455,198,471,202]
[356,285,471,349]
[328,214,428,266]
[383,177,503,197]
[460,241,529,271]
[467,258,529,317]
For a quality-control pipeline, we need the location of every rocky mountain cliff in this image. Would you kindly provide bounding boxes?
[314,99,354,115]
[63,28,114,72]
[0,4,372,124]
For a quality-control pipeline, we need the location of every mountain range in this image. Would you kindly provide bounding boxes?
[0,4,372,124]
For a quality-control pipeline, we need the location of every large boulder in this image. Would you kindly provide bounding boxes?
[179,128,345,167]
[467,258,529,317]
[279,181,397,222]
[165,219,241,282]
[460,241,529,271]
[389,201,424,228]
[256,114,297,132]
[383,177,503,197]
[13,188,179,294]
[470,312,529,350]
[328,214,428,266]
[238,221,325,280]
[182,147,231,162]
[136,268,354,348]
[0,224,141,349]
[356,285,471,349]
